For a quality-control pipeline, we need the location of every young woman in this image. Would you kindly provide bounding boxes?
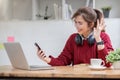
[36,7,114,67]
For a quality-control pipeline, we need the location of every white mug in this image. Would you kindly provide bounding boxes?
[90,58,105,67]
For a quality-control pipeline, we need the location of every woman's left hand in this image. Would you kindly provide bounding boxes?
[94,18,106,42]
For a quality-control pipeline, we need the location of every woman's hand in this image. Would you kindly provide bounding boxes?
[94,18,106,42]
[94,18,105,50]
[37,49,51,63]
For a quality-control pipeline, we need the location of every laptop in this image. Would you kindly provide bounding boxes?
[3,42,53,71]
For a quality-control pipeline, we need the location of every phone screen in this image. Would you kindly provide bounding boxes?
[34,43,41,50]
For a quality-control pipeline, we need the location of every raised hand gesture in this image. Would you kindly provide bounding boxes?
[94,18,106,42]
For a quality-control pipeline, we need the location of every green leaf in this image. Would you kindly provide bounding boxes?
[106,48,120,63]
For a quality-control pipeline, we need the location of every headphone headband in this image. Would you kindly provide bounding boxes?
[75,33,95,46]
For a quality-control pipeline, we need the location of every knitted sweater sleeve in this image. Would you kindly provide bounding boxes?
[48,34,74,66]
[98,32,114,67]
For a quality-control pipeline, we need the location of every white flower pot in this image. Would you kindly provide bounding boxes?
[112,61,120,69]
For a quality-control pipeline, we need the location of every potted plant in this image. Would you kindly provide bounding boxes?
[101,6,112,18]
[106,48,120,69]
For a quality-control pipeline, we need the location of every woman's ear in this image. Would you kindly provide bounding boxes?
[89,22,94,28]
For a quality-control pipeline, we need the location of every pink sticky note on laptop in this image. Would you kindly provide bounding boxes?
[7,36,15,42]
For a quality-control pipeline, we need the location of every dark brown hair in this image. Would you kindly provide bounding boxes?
[72,7,105,32]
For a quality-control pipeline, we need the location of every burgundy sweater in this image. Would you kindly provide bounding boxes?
[48,32,114,67]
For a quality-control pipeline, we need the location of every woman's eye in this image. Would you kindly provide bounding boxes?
[78,22,82,25]
[74,21,83,25]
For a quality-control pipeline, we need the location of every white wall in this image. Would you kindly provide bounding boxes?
[0,19,120,66]
[0,20,76,66]
[105,19,120,49]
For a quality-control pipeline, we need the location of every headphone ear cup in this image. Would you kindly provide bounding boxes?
[75,34,83,46]
[87,35,95,45]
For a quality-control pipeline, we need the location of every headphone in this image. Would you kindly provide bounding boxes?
[75,33,95,46]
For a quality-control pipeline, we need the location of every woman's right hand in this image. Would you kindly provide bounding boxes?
[37,50,51,63]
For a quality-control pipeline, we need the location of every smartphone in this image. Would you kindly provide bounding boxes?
[34,42,41,50]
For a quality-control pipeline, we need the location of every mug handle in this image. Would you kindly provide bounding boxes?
[101,60,105,66]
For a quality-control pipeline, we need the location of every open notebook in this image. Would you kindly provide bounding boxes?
[4,42,53,70]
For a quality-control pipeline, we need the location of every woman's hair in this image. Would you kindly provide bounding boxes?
[72,7,105,32]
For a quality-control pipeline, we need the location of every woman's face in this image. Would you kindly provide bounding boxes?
[74,15,92,37]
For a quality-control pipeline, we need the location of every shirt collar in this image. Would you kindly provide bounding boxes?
[80,31,94,40]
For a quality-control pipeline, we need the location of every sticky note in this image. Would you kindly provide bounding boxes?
[0,43,4,49]
[7,36,15,42]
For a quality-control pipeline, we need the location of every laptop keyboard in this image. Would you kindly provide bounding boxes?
[30,65,53,70]
[30,65,50,68]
